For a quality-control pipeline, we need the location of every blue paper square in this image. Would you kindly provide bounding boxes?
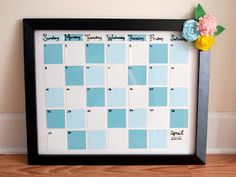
[108,109,126,128]
[86,66,104,86]
[87,130,106,149]
[170,43,189,63]
[170,88,188,106]
[65,66,84,86]
[128,109,147,128]
[128,66,147,85]
[149,44,168,63]
[106,44,126,63]
[149,87,167,106]
[87,88,105,107]
[149,129,167,148]
[86,43,104,63]
[170,109,188,128]
[47,109,65,128]
[66,110,85,129]
[44,44,63,64]
[149,66,168,85]
[45,88,64,108]
[129,130,147,149]
[68,131,86,149]
[107,88,126,107]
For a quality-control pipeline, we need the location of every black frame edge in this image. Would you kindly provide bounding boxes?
[23,18,209,165]
[28,154,204,165]
[23,19,39,164]
[22,18,186,31]
[195,51,211,164]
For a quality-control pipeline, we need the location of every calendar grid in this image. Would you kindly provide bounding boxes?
[39,31,194,154]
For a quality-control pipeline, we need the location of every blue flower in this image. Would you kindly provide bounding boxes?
[182,19,200,41]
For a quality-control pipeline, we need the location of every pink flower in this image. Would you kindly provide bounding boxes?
[197,14,217,36]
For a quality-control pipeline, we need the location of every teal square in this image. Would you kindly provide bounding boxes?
[107,88,126,107]
[129,130,147,149]
[149,129,167,148]
[149,44,168,63]
[149,87,167,106]
[86,66,104,86]
[149,66,168,85]
[86,43,104,63]
[87,88,105,107]
[108,109,126,128]
[66,110,85,129]
[170,43,189,63]
[68,131,86,149]
[128,109,147,128]
[170,109,188,128]
[47,109,65,128]
[65,66,84,86]
[128,66,146,85]
[44,44,63,64]
[106,44,126,63]
[45,88,64,108]
[170,88,188,106]
[87,130,106,149]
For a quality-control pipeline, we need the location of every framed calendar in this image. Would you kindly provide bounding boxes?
[23,19,210,165]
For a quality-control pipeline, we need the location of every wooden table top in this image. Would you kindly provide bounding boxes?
[0,154,235,177]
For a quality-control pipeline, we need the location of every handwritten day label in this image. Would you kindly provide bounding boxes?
[64,34,83,41]
[106,34,125,41]
[43,34,62,42]
[128,34,147,41]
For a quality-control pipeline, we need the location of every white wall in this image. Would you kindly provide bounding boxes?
[0,0,235,153]
[0,0,236,112]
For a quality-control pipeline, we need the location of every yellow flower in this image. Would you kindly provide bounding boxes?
[195,35,214,51]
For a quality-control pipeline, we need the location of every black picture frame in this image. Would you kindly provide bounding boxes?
[23,19,210,165]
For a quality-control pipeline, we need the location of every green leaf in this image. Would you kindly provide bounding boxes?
[214,25,225,36]
[195,4,206,21]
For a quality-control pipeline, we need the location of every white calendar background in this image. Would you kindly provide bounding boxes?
[34,30,198,155]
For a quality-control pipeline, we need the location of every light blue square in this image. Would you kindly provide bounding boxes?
[149,66,168,85]
[66,110,85,129]
[107,88,126,107]
[45,88,64,108]
[128,66,146,85]
[170,88,188,106]
[44,44,63,64]
[149,44,168,63]
[106,44,126,63]
[170,109,188,128]
[108,109,126,128]
[149,87,167,106]
[149,129,167,148]
[170,43,189,63]
[86,66,104,86]
[128,109,147,128]
[129,130,147,149]
[86,43,104,63]
[87,130,106,149]
[65,66,84,86]
[47,109,65,128]
[68,131,86,149]
[87,88,105,107]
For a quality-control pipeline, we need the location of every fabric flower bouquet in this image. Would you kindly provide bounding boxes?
[182,4,225,51]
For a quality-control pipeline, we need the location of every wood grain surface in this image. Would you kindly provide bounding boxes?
[0,155,235,177]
